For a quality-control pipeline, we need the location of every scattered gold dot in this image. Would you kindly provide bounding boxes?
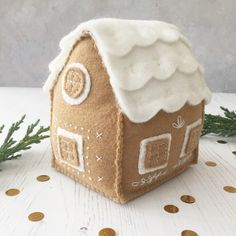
[223,186,236,193]
[217,140,227,144]
[180,195,196,204]
[205,161,217,167]
[37,175,50,182]
[99,227,116,236]
[164,204,179,213]
[181,229,198,236]
[5,188,20,196]
[28,212,45,222]
[232,151,236,155]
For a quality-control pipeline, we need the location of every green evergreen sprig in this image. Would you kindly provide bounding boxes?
[0,115,49,163]
[202,106,236,137]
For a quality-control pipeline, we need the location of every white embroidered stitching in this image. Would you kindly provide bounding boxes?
[96,155,102,161]
[97,176,103,182]
[96,131,103,139]
[131,171,167,187]
[172,116,185,129]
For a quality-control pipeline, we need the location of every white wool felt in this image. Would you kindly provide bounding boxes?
[44,18,211,123]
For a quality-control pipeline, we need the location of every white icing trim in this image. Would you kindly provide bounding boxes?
[57,127,85,172]
[44,18,211,123]
[180,118,202,158]
[62,63,91,105]
[138,133,171,175]
[132,170,167,187]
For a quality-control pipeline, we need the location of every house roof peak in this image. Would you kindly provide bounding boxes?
[44,18,211,123]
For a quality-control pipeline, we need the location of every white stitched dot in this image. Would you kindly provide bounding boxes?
[81,127,84,130]
[87,136,90,140]
[86,147,90,150]
[85,156,89,159]
[89,177,92,181]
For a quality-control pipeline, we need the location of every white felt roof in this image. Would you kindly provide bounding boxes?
[44,18,211,123]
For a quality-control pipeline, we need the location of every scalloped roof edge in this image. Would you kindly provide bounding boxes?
[43,18,211,123]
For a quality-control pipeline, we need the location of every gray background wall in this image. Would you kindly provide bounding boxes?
[0,0,235,92]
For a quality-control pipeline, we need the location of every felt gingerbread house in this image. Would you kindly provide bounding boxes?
[44,18,211,203]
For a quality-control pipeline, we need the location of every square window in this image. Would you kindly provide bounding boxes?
[186,125,202,155]
[180,118,202,159]
[144,139,169,169]
[57,128,84,172]
[58,136,80,166]
[138,134,171,175]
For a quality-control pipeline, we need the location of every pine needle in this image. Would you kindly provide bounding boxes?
[0,115,49,163]
[201,106,236,137]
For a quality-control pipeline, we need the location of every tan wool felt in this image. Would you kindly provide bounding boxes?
[121,102,204,202]
[50,35,205,203]
[51,36,119,200]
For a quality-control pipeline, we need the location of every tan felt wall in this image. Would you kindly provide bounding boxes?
[121,102,204,201]
[51,36,119,199]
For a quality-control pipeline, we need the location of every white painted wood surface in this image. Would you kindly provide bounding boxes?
[0,88,235,236]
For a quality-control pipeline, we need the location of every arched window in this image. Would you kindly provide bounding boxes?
[62,63,91,105]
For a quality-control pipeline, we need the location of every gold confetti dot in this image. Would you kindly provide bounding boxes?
[99,227,116,236]
[180,195,196,204]
[181,229,198,236]
[223,186,236,193]
[28,212,45,222]
[5,188,20,196]
[205,161,217,167]
[37,175,50,182]
[217,140,227,144]
[164,204,179,213]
